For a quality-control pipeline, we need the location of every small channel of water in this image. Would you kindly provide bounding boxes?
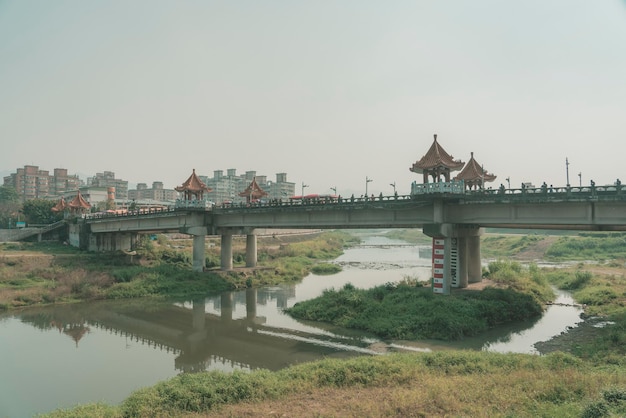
[0,232,583,417]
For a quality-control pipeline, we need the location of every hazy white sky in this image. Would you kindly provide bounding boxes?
[1,1,625,197]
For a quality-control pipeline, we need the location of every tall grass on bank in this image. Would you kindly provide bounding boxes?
[544,264,626,364]
[481,234,544,258]
[0,231,354,309]
[545,232,626,260]
[44,351,626,418]
[286,263,551,341]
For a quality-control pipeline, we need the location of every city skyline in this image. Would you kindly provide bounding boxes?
[2,1,625,197]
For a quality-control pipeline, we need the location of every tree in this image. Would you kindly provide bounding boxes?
[21,199,62,225]
[0,185,21,228]
[0,185,19,203]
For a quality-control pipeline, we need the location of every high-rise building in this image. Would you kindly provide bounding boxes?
[3,165,81,201]
[200,169,295,204]
[87,171,128,200]
[128,181,178,202]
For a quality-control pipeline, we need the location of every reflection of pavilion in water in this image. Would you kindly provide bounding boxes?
[17,284,358,374]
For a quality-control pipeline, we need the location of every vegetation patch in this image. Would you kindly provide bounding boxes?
[481,234,545,258]
[545,232,626,260]
[44,351,626,418]
[286,263,551,341]
[310,262,341,275]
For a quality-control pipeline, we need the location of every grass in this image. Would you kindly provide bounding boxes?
[481,233,545,258]
[0,231,355,309]
[544,232,626,261]
[543,263,626,364]
[43,351,626,418]
[285,261,554,341]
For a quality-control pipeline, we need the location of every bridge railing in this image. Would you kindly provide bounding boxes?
[83,181,625,221]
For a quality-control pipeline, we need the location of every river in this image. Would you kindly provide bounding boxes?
[0,232,583,417]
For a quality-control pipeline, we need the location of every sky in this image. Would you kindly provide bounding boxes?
[1,1,626,197]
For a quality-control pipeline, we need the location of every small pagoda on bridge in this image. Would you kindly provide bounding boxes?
[175,169,212,201]
[454,152,497,190]
[52,190,91,217]
[239,177,268,203]
[410,134,465,183]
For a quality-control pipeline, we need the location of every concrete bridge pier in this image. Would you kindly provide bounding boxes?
[221,233,233,270]
[182,226,208,273]
[423,223,483,294]
[245,234,257,267]
[467,235,482,283]
[88,232,137,252]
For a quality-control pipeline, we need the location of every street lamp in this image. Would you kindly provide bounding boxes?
[301,182,309,197]
[566,157,570,187]
[365,176,373,197]
[578,172,582,187]
[389,182,396,194]
[506,177,510,189]
[330,186,337,195]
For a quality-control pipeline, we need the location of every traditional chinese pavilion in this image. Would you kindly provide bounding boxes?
[410,134,465,183]
[175,169,212,201]
[69,190,91,213]
[51,197,67,213]
[454,152,497,190]
[239,177,268,203]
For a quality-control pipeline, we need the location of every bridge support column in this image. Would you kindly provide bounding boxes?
[221,233,233,270]
[457,237,469,288]
[192,234,206,272]
[467,235,482,283]
[245,234,257,268]
[424,224,483,294]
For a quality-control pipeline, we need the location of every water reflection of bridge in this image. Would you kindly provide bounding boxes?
[18,288,365,373]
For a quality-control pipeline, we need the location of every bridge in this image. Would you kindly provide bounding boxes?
[74,181,626,295]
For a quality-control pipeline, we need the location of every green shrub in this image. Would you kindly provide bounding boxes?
[310,263,341,275]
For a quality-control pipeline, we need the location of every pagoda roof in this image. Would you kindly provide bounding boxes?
[51,197,67,212]
[175,169,212,193]
[239,177,268,198]
[454,152,497,183]
[410,134,465,173]
[68,190,91,209]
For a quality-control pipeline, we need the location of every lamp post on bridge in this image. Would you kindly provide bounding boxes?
[506,177,510,189]
[330,186,337,196]
[389,182,396,195]
[579,172,582,187]
[301,182,309,198]
[566,157,570,187]
[365,176,373,197]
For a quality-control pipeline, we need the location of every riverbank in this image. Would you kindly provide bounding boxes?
[0,231,357,310]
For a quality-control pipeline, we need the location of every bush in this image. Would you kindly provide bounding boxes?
[311,263,341,275]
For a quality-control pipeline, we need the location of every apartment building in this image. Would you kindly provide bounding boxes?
[200,169,295,204]
[128,181,178,202]
[3,165,81,201]
[87,171,128,200]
